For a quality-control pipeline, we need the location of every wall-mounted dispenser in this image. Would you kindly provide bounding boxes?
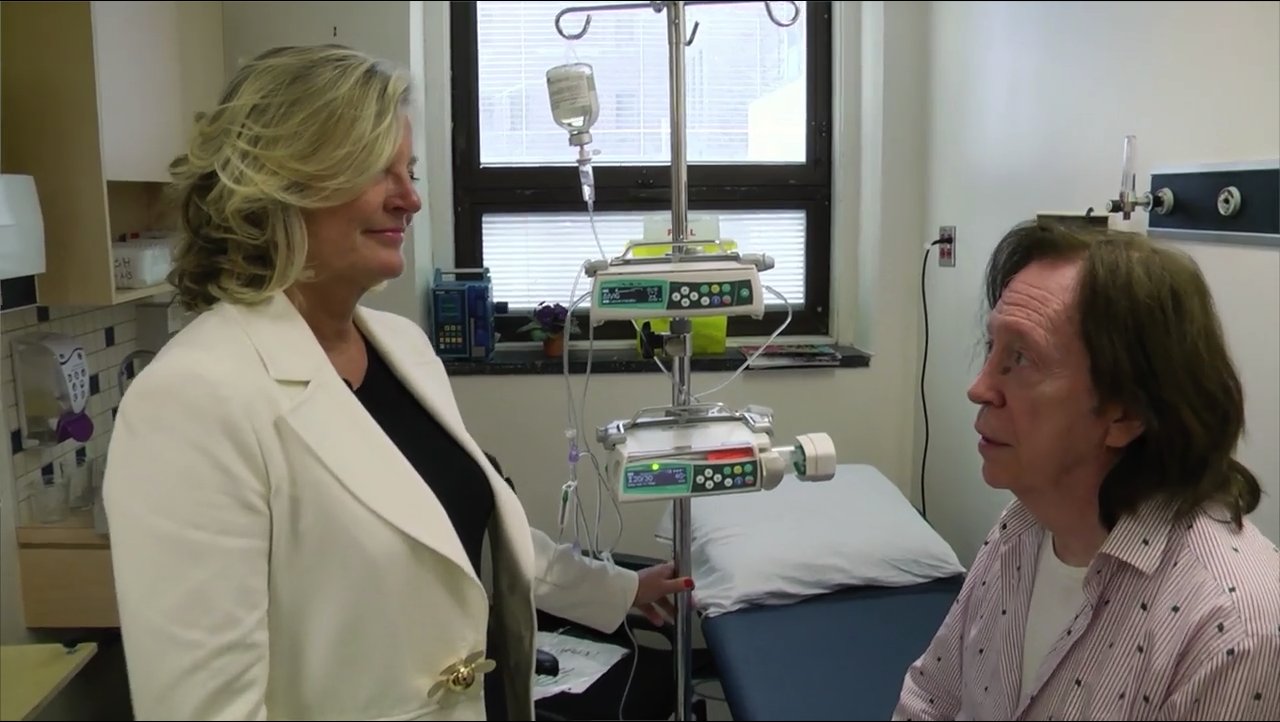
[0,174,46,280]
[11,332,95,449]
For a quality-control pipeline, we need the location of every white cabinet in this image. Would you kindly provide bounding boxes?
[0,1,225,306]
[91,1,186,184]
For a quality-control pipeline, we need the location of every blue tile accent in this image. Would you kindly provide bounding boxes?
[9,429,22,456]
[35,305,50,323]
[89,372,101,395]
[104,326,116,347]
[40,462,54,479]
[75,446,87,464]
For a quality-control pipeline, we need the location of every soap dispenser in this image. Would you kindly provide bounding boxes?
[11,332,95,449]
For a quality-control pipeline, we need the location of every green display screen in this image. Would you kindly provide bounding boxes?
[597,279,668,309]
[620,459,759,497]
[597,277,754,312]
[622,461,691,495]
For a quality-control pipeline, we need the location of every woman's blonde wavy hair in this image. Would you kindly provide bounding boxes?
[166,44,413,313]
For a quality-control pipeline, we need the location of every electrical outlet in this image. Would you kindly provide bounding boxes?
[938,226,956,268]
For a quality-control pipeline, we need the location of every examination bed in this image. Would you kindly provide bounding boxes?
[702,575,963,719]
[656,463,967,721]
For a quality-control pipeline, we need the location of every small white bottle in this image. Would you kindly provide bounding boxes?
[545,63,599,146]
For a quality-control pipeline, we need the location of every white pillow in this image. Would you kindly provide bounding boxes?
[654,464,966,617]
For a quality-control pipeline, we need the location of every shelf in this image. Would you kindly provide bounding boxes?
[16,510,109,550]
[114,284,173,304]
[0,1,222,308]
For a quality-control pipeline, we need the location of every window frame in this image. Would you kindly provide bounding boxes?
[449,0,835,342]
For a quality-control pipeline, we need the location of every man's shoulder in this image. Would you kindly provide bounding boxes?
[1175,512,1280,635]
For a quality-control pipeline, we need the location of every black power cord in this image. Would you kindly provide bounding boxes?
[919,239,947,521]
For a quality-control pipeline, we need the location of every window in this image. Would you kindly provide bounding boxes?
[451,0,833,342]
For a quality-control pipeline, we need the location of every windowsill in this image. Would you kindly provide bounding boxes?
[442,344,871,376]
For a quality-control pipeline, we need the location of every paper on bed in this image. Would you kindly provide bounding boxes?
[532,631,630,700]
[654,463,967,616]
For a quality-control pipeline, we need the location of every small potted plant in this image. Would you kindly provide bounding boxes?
[518,301,580,357]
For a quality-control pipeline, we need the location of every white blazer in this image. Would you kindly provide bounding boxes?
[104,293,639,721]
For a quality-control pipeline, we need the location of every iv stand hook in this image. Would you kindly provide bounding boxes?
[555,0,804,44]
[553,7,593,40]
[764,0,801,28]
[554,1,664,41]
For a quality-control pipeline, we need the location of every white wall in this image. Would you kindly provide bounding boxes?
[223,1,934,558]
[920,0,1280,565]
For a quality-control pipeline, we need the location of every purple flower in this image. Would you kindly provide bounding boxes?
[517,301,579,340]
[533,302,569,331]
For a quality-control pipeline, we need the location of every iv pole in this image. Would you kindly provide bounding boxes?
[554,3,802,720]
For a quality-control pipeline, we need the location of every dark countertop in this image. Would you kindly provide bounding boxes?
[441,345,871,376]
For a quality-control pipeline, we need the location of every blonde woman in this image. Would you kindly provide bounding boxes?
[104,45,689,721]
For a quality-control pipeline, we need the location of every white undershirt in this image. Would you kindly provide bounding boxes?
[1021,533,1088,695]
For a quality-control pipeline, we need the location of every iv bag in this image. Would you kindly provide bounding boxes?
[546,63,599,135]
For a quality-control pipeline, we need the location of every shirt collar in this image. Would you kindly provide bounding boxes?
[997,496,1176,576]
[1099,498,1176,575]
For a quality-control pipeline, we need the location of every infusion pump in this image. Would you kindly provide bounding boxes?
[599,404,837,504]
[585,254,772,323]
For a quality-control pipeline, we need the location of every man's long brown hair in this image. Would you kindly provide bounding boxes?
[982,220,1262,530]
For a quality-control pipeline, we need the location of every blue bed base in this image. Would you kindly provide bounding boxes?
[700,575,965,721]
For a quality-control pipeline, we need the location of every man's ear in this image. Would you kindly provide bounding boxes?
[1104,406,1145,449]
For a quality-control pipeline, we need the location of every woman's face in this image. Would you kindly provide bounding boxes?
[302,117,422,292]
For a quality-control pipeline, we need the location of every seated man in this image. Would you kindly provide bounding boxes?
[894,221,1280,721]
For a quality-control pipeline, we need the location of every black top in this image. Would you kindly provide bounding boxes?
[352,336,495,575]
[350,336,507,717]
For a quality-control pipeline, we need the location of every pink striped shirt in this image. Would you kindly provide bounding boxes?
[893,499,1280,721]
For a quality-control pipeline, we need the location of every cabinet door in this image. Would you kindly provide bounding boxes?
[91,1,185,183]
[222,2,358,78]
[176,2,226,129]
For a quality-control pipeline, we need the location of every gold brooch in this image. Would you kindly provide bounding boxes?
[428,651,496,699]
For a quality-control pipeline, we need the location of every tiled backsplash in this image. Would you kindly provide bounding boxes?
[1,303,139,525]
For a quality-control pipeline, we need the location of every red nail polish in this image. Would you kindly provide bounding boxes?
[683,578,695,589]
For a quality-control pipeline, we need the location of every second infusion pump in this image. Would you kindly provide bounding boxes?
[599,405,838,504]
[607,417,778,503]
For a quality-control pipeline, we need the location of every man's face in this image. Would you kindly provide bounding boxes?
[966,258,1139,495]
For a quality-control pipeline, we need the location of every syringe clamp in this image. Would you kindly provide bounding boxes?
[793,432,838,481]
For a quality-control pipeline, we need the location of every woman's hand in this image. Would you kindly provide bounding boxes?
[632,561,694,626]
